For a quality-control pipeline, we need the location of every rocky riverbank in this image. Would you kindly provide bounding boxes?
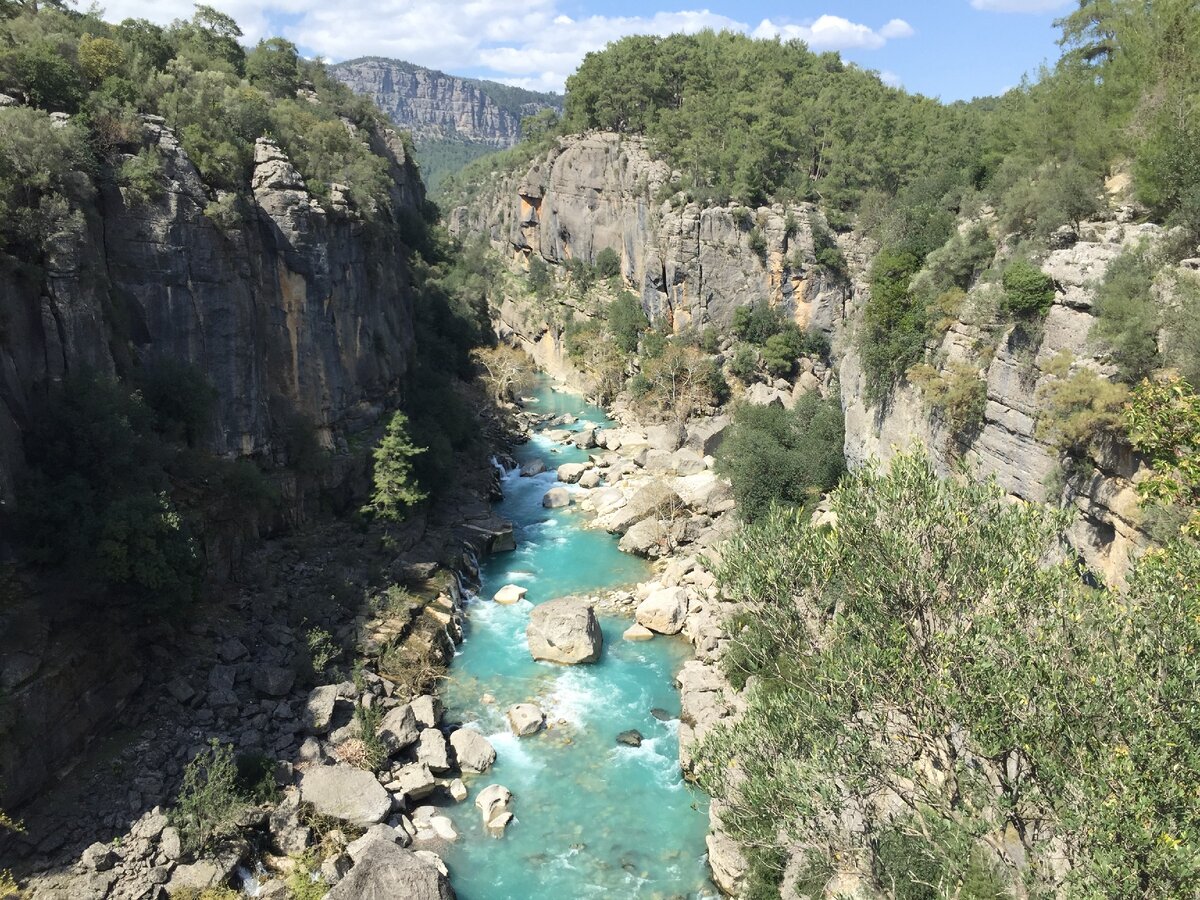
[518,393,750,896]
[4,411,521,898]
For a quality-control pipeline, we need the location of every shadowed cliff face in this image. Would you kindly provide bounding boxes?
[331,58,561,148]
[0,113,427,812]
[0,115,424,506]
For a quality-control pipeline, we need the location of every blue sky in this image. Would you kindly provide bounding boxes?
[99,0,1075,101]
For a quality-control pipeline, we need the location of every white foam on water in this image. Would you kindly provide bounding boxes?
[611,736,686,792]
[544,668,603,726]
[486,730,544,772]
[505,570,537,582]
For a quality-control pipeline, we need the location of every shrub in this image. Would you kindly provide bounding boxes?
[1165,274,1200,387]
[305,626,339,677]
[731,300,785,346]
[594,246,621,279]
[859,248,926,403]
[697,451,1200,897]
[1093,247,1160,382]
[1035,355,1130,453]
[118,147,165,205]
[170,739,247,854]
[1001,259,1055,317]
[608,291,648,353]
[235,751,280,804]
[729,343,758,381]
[527,255,552,298]
[747,227,767,261]
[761,331,798,378]
[715,393,845,523]
[908,362,988,440]
[363,411,428,522]
[78,34,125,85]
[1125,375,1200,538]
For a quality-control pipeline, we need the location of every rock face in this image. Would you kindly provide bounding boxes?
[451,131,848,345]
[526,598,604,664]
[840,221,1163,584]
[331,57,561,148]
[299,765,393,827]
[0,114,425,811]
[327,839,456,900]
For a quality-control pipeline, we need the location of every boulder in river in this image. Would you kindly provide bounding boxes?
[450,727,496,773]
[492,584,527,605]
[506,703,545,736]
[616,729,644,747]
[556,462,590,483]
[542,487,571,508]
[520,459,547,477]
[299,765,392,827]
[636,586,689,635]
[475,784,514,837]
[526,598,603,664]
[622,623,654,642]
[327,840,455,900]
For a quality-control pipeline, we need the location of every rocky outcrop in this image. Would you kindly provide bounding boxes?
[451,131,849,344]
[299,764,393,827]
[327,840,456,900]
[841,220,1165,584]
[332,57,561,148]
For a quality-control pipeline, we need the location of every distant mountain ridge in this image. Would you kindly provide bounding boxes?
[330,56,562,148]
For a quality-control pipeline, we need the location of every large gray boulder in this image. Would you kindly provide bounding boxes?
[645,422,686,452]
[527,598,603,664]
[378,704,420,754]
[327,840,455,900]
[416,728,452,773]
[619,518,665,557]
[475,783,514,837]
[685,415,731,456]
[598,481,681,534]
[298,765,391,827]
[636,587,689,635]
[304,684,339,734]
[449,727,496,773]
[556,462,589,483]
[542,487,571,508]
[506,703,545,736]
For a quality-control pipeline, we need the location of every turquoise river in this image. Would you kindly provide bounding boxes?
[439,379,716,898]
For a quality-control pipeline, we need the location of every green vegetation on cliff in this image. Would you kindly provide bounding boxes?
[698,451,1200,897]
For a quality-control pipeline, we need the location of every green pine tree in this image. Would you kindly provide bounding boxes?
[365,411,428,521]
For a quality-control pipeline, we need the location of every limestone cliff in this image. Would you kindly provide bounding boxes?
[0,111,425,811]
[450,132,848,345]
[331,58,561,148]
[455,130,1158,584]
[0,115,423,507]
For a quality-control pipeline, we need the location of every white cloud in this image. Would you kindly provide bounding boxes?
[753,14,914,51]
[970,0,1070,12]
[880,70,903,88]
[95,1,912,92]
